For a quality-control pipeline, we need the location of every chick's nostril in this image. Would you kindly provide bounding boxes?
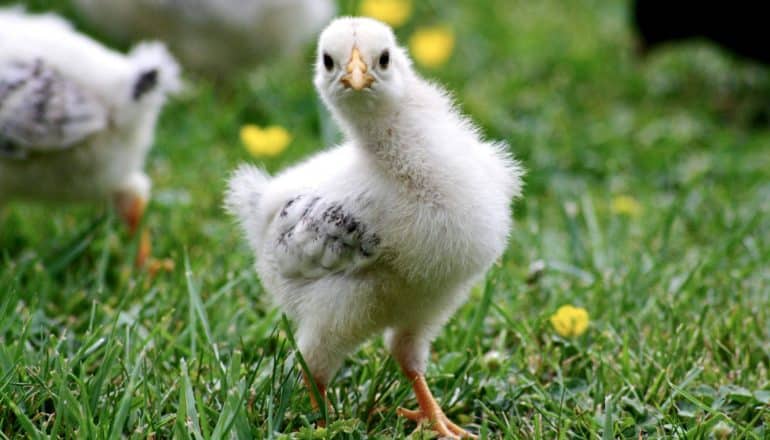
[341,70,374,90]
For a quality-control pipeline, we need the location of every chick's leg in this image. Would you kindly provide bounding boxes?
[302,371,327,427]
[113,173,151,267]
[388,329,476,439]
[297,326,350,426]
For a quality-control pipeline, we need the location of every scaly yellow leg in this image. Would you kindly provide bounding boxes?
[302,372,328,427]
[397,371,476,439]
[114,193,151,268]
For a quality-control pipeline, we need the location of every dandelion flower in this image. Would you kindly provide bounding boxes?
[359,0,412,27]
[240,124,292,158]
[550,305,589,337]
[482,350,504,371]
[611,195,642,217]
[409,26,455,68]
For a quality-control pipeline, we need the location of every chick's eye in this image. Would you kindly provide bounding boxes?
[323,53,334,71]
[379,50,390,69]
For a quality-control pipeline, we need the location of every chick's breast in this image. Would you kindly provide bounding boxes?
[252,140,515,339]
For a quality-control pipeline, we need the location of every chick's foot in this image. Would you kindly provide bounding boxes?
[397,373,476,439]
[302,372,328,427]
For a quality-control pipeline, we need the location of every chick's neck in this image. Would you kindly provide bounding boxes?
[340,97,448,202]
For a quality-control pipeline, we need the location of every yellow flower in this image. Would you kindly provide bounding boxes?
[359,0,412,27]
[240,124,291,158]
[611,195,643,217]
[550,305,589,337]
[409,26,455,68]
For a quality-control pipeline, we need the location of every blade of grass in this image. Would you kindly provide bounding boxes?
[44,213,106,275]
[176,358,206,440]
[184,252,223,373]
[461,275,495,348]
[0,395,45,440]
[108,339,151,440]
[281,314,327,427]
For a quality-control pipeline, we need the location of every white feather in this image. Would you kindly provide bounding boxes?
[224,164,270,252]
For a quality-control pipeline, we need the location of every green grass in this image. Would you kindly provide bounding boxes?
[2,0,770,438]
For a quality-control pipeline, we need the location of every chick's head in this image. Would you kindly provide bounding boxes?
[314,17,410,114]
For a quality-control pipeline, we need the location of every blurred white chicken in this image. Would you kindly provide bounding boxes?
[74,0,335,75]
[226,17,522,438]
[0,8,180,265]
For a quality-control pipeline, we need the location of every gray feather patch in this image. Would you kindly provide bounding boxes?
[274,195,381,278]
[0,59,107,156]
[132,68,158,100]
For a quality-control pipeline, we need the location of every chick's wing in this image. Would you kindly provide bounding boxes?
[0,59,107,158]
[272,194,381,279]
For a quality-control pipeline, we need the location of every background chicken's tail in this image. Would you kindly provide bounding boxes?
[225,164,271,250]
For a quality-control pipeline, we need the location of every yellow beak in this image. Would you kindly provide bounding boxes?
[341,47,374,91]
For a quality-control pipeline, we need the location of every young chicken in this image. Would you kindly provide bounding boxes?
[0,8,180,265]
[74,0,335,75]
[226,17,522,438]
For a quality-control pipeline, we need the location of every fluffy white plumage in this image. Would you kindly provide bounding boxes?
[0,8,179,234]
[74,0,335,75]
[226,17,522,437]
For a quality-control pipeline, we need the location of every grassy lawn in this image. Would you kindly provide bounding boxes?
[2,0,770,438]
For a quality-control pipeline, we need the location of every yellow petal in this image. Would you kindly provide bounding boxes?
[409,26,455,68]
[611,195,643,217]
[550,305,590,337]
[359,0,412,27]
[240,124,292,158]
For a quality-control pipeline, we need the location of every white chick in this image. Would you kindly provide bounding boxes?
[74,0,335,75]
[226,17,522,438]
[0,8,180,264]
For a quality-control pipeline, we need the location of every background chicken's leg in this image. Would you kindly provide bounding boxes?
[113,173,151,267]
[114,192,151,268]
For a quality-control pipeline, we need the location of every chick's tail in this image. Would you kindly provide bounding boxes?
[225,164,271,250]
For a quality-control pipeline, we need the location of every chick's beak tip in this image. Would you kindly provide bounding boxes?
[342,47,374,91]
